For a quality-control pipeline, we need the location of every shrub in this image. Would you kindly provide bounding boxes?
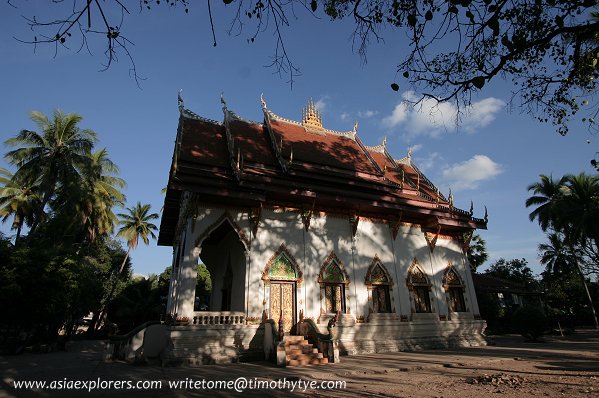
[511,306,549,341]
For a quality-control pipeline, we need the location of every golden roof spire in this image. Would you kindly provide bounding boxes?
[302,98,323,130]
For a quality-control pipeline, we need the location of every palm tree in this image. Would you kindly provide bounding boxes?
[0,169,41,242]
[53,148,126,242]
[466,233,488,271]
[4,110,97,232]
[539,233,577,275]
[115,202,159,274]
[525,174,567,231]
[558,173,599,247]
[0,168,11,186]
[539,232,599,328]
[90,202,159,334]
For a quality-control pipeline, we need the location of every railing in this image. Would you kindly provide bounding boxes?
[191,311,245,325]
[104,320,161,361]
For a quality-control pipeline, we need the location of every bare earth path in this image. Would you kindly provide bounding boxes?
[1,331,598,397]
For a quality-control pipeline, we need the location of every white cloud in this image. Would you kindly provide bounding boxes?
[314,97,328,113]
[358,110,379,118]
[414,150,441,173]
[382,91,505,138]
[340,112,350,121]
[410,144,423,153]
[441,155,503,191]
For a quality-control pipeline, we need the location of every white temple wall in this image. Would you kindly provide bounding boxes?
[393,225,439,317]
[430,238,480,317]
[169,203,482,325]
[176,221,199,319]
[304,213,355,319]
[353,220,396,318]
[251,209,305,318]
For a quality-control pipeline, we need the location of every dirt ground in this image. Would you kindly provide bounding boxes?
[1,331,598,397]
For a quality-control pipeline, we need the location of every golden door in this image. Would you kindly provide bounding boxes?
[270,282,295,333]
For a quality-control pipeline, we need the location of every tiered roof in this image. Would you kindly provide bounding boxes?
[158,96,487,246]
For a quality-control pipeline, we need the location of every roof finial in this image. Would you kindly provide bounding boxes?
[484,206,489,222]
[353,121,359,133]
[469,200,474,216]
[382,135,387,148]
[178,89,184,112]
[448,188,454,207]
[302,98,323,129]
[221,92,228,111]
[408,145,413,160]
[260,93,267,110]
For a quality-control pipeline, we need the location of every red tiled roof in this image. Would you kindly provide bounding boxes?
[158,105,487,245]
[269,119,379,175]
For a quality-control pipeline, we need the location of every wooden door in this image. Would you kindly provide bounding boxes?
[270,282,295,333]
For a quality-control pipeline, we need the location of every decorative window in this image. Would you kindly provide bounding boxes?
[318,252,350,314]
[443,265,467,312]
[263,244,303,331]
[406,259,432,313]
[365,256,394,314]
[262,244,303,285]
[268,254,297,280]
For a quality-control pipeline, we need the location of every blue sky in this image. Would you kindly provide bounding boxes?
[0,2,595,277]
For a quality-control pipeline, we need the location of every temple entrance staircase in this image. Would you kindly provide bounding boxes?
[278,335,328,367]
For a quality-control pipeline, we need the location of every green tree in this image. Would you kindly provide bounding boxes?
[89,202,159,333]
[542,267,599,329]
[539,232,599,328]
[527,172,599,328]
[467,233,488,271]
[13,1,599,141]
[557,173,599,248]
[485,258,538,289]
[195,263,212,310]
[4,110,97,232]
[115,202,159,275]
[0,169,40,242]
[53,148,126,242]
[525,174,567,232]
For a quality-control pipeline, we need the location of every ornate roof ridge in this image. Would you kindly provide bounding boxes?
[365,136,389,154]
[365,143,385,153]
[181,108,222,125]
[265,107,357,140]
[221,94,262,126]
[395,156,411,166]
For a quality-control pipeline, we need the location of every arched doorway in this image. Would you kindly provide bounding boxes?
[196,216,247,312]
[317,252,350,315]
[262,244,303,333]
[443,264,467,313]
[406,258,432,314]
[365,256,394,314]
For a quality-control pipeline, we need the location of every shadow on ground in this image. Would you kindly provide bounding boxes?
[1,331,598,397]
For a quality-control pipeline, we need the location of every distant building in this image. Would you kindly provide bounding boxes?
[472,273,543,308]
[158,95,489,364]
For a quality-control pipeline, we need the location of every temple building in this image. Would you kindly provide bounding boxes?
[158,95,488,364]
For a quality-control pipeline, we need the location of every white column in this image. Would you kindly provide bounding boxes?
[176,222,198,320]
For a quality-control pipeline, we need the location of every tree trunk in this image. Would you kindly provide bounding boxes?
[577,262,599,329]
[88,248,131,335]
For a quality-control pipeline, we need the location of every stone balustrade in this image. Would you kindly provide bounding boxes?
[192,311,245,325]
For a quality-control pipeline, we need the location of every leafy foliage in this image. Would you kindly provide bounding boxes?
[0,110,150,347]
[0,234,129,346]
[485,258,538,288]
[527,172,599,328]
[527,173,599,275]
[11,1,599,138]
[511,305,549,341]
[542,267,599,329]
[467,233,488,271]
